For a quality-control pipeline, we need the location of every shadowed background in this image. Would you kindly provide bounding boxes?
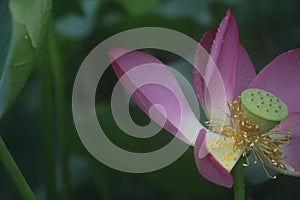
[1,0,300,199]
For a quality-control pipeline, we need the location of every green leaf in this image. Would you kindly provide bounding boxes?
[0,0,52,119]
[0,0,12,81]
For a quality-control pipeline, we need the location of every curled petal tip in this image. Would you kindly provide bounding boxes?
[226,8,233,15]
[110,49,203,144]
[108,48,131,61]
[193,7,239,120]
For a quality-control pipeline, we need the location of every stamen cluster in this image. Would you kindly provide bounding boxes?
[207,98,291,178]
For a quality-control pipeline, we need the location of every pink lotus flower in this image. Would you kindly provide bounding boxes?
[109,9,300,188]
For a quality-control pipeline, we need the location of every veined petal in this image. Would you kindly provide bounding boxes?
[193,9,240,120]
[194,42,256,117]
[193,28,217,115]
[109,48,203,144]
[249,49,300,112]
[208,9,239,102]
[271,112,300,175]
[194,129,242,188]
[234,44,256,97]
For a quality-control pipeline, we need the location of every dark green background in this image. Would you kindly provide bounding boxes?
[1,0,300,199]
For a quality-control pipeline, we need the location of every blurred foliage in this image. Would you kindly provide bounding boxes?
[1,0,300,199]
[0,0,51,119]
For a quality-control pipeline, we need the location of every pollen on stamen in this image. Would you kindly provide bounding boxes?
[205,97,292,179]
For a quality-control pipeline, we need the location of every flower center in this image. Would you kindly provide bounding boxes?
[206,88,292,178]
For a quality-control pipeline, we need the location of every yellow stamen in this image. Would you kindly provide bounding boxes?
[206,97,292,178]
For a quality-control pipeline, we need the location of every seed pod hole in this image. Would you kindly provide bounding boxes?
[241,88,288,121]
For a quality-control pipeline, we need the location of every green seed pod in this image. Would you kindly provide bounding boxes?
[241,88,288,133]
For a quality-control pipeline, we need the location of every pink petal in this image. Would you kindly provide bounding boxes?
[193,9,239,119]
[234,44,256,97]
[109,48,203,144]
[194,129,233,188]
[194,42,256,115]
[275,113,300,171]
[249,49,300,112]
[207,9,239,102]
[193,28,217,115]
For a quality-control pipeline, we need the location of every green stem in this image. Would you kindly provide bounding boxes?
[39,33,57,200]
[48,21,71,200]
[233,158,245,200]
[0,137,36,200]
